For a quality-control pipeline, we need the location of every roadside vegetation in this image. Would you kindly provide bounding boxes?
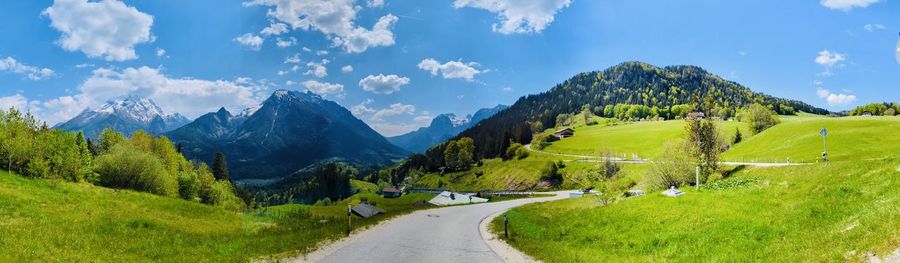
[488,103,900,262]
[0,170,436,262]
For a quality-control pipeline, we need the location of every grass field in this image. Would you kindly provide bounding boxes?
[491,159,900,262]
[543,120,750,159]
[0,171,434,262]
[413,151,595,191]
[723,116,900,163]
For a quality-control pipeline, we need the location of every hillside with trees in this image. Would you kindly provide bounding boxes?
[0,108,242,209]
[451,61,827,159]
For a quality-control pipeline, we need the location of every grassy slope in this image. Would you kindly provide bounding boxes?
[544,120,750,158]
[723,116,900,163]
[0,171,433,262]
[492,160,900,262]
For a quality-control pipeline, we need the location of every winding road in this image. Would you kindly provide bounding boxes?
[294,192,568,263]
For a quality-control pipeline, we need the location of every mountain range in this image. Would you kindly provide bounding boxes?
[387,105,508,153]
[165,90,407,182]
[55,97,191,139]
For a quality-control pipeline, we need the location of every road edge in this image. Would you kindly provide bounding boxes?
[479,208,541,263]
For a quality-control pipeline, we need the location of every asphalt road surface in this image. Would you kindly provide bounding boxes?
[299,192,567,263]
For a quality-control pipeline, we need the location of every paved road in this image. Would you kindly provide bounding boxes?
[297,192,568,263]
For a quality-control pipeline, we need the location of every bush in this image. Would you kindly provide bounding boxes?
[95,145,178,197]
[504,143,524,160]
[515,146,530,160]
[178,170,201,201]
[530,134,553,150]
[540,161,564,186]
[647,141,696,190]
[738,104,780,134]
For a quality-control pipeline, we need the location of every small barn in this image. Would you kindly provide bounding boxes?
[554,128,575,139]
[352,203,385,218]
[381,187,401,198]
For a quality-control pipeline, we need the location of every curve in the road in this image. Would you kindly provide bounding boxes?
[292,192,567,263]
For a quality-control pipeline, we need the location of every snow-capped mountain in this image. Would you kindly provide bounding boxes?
[166,89,407,181]
[55,96,191,139]
[387,104,508,153]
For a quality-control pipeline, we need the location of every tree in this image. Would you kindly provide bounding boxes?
[212,151,230,182]
[649,141,695,189]
[98,128,125,154]
[595,152,621,180]
[733,128,743,144]
[686,118,722,180]
[738,104,780,134]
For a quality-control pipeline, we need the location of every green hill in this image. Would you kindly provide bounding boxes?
[0,171,433,262]
[491,159,900,262]
[723,116,900,163]
[543,120,749,158]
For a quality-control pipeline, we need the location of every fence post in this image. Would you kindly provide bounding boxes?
[503,215,509,239]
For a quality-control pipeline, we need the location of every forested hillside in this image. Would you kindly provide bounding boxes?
[453,61,828,159]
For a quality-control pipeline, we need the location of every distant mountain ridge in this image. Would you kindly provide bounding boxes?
[387,105,508,153]
[166,90,407,182]
[55,96,191,138]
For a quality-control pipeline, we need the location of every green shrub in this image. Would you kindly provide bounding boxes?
[178,170,201,201]
[94,145,178,197]
[515,146,530,160]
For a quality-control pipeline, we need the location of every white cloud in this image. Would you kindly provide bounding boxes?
[815,50,846,76]
[350,99,425,136]
[276,37,297,48]
[417,58,483,81]
[75,63,94,68]
[350,98,375,117]
[0,94,31,111]
[284,54,301,64]
[234,33,264,50]
[341,65,354,73]
[261,22,289,36]
[821,0,879,10]
[305,59,329,78]
[43,0,154,61]
[359,74,410,94]
[37,66,266,124]
[863,23,885,32]
[372,103,415,121]
[302,80,343,97]
[243,0,398,53]
[155,48,166,57]
[316,50,330,56]
[453,0,571,34]
[815,50,846,67]
[0,57,55,80]
[816,88,857,106]
[502,86,512,92]
[367,0,385,8]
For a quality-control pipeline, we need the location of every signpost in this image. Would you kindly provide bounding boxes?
[347,204,352,235]
[820,128,828,162]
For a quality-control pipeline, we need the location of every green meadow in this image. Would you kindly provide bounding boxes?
[723,116,900,163]
[543,120,750,159]
[491,159,900,262]
[0,171,434,262]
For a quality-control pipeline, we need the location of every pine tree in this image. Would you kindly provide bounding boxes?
[733,128,743,144]
[212,151,230,182]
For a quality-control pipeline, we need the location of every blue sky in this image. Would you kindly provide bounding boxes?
[0,0,898,136]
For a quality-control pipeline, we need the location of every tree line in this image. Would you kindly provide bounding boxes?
[848,102,899,116]
[0,108,242,210]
